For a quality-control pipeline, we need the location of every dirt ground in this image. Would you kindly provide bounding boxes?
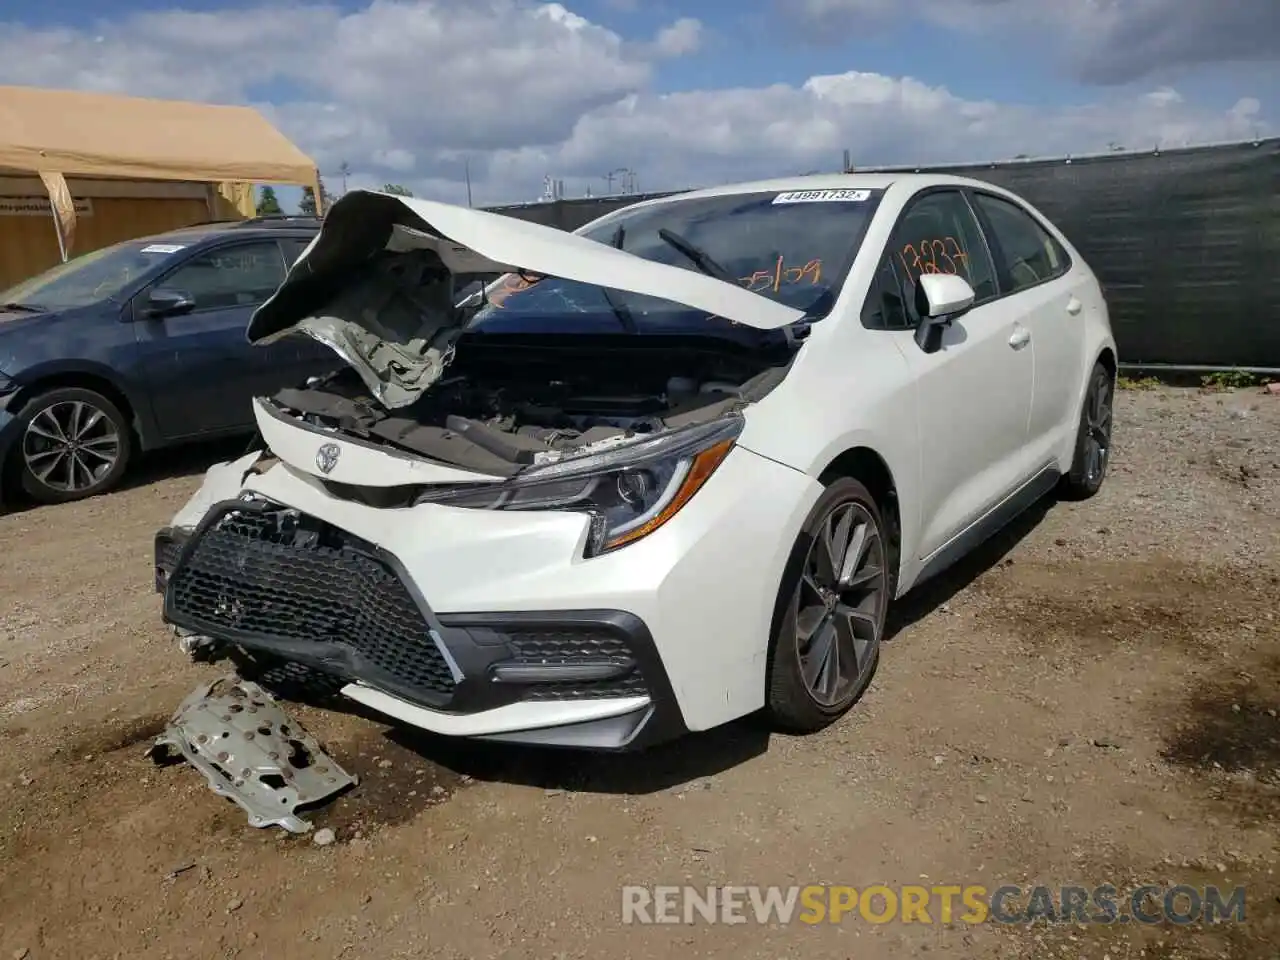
[1,384,1277,960]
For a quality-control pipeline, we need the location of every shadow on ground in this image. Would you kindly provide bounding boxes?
[0,433,252,514]
[885,495,1054,640]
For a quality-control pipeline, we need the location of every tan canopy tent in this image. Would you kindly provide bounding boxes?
[0,84,323,261]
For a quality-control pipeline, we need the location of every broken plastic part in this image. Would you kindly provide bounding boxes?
[149,673,357,833]
[172,626,221,661]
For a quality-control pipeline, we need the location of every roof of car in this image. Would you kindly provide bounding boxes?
[610,171,1005,213]
[132,215,322,245]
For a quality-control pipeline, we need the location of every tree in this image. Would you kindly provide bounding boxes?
[383,183,414,197]
[299,176,329,216]
[255,185,283,216]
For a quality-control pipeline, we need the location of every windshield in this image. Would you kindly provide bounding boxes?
[467,188,882,335]
[0,239,192,310]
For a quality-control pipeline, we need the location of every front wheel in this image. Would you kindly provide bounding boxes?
[1059,361,1114,501]
[13,386,133,504]
[765,477,890,733]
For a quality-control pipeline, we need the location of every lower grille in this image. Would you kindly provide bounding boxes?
[166,502,457,700]
[506,627,649,701]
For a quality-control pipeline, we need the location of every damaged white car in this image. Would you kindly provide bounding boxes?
[154,174,1117,751]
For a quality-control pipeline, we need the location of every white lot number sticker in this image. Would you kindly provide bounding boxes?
[772,189,871,204]
[139,243,187,255]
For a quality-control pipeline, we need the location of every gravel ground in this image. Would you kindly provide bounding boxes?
[0,384,1277,960]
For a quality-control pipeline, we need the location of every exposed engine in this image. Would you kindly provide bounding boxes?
[265,334,794,477]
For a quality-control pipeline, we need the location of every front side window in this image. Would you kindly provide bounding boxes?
[466,188,884,336]
[862,190,996,330]
[158,241,287,311]
[971,193,1069,293]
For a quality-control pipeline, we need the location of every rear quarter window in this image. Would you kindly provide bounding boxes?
[971,192,1071,294]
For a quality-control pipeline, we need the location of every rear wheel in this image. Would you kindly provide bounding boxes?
[14,386,133,504]
[1060,361,1114,500]
[766,478,889,733]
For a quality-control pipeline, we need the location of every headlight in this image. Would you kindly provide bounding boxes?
[413,415,743,556]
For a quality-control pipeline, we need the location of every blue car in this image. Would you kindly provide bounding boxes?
[0,216,338,504]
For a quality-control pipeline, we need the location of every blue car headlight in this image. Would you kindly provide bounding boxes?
[412,414,743,556]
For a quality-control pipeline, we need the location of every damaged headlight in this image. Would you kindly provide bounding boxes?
[413,415,744,556]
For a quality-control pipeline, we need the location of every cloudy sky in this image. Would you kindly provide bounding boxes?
[1,0,1275,209]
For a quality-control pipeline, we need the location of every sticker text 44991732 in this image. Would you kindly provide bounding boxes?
[773,189,871,205]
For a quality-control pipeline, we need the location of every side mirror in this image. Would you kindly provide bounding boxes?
[145,288,196,319]
[913,274,975,353]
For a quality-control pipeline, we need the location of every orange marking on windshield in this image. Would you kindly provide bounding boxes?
[739,257,822,292]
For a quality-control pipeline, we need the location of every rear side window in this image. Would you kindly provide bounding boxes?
[281,237,315,267]
[862,189,996,330]
[971,193,1070,294]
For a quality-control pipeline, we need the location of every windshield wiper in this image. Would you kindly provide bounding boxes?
[657,229,734,283]
[599,287,638,334]
[0,302,46,313]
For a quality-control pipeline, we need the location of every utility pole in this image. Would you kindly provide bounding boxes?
[464,157,473,207]
[604,167,632,195]
[338,161,351,195]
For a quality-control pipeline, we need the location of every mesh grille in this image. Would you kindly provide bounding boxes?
[507,628,648,701]
[155,534,185,574]
[167,504,456,698]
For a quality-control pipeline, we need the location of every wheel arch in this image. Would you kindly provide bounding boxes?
[1096,346,1117,380]
[816,445,902,593]
[7,364,151,447]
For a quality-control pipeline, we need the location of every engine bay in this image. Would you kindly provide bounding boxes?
[266,333,796,477]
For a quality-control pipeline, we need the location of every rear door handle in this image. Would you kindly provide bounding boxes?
[1066,296,1082,315]
[1009,326,1031,349]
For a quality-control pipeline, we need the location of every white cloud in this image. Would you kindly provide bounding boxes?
[0,1,1270,207]
[652,18,703,57]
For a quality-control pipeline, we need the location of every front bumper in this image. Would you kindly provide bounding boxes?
[156,444,821,749]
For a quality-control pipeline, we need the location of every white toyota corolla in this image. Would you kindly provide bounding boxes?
[154,173,1117,751]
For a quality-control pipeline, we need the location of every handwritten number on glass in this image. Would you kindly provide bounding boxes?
[898,237,969,285]
[739,256,822,292]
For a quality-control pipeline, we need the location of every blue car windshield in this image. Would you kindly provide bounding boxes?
[466,188,882,336]
[0,239,188,310]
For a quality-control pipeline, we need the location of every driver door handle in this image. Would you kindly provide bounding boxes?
[1008,325,1031,350]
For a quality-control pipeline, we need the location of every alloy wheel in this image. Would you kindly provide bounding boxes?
[794,500,888,707]
[1084,372,1114,485]
[21,400,123,494]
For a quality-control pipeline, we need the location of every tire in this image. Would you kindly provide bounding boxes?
[765,477,890,734]
[12,386,133,505]
[1059,361,1115,501]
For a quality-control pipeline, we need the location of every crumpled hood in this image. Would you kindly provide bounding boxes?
[247,190,804,409]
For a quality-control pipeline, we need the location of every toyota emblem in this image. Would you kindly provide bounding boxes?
[315,442,341,474]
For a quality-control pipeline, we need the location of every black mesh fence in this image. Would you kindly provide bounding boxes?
[485,138,1280,369]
